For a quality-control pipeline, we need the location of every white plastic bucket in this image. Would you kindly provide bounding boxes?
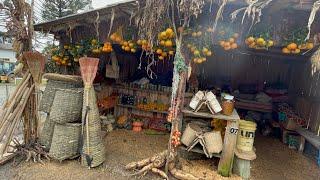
[237,120,257,152]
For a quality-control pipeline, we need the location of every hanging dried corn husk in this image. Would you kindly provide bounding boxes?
[306,0,320,40]
[311,47,320,75]
[230,0,273,30]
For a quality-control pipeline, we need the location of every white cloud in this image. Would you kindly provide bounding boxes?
[92,0,129,8]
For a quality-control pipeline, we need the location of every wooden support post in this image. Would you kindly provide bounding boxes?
[218,120,239,177]
[299,136,306,153]
[233,156,250,180]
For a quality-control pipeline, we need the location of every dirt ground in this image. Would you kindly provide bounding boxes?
[0,129,320,180]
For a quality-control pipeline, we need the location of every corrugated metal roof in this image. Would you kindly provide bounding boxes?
[34,0,138,33]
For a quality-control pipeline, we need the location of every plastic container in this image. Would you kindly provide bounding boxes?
[237,120,257,152]
[181,123,202,146]
[222,94,234,116]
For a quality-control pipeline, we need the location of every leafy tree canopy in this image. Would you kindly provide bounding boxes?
[42,0,92,21]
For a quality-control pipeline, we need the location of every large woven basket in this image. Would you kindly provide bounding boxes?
[50,88,83,124]
[81,87,105,167]
[39,115,55,150]
[39,79,82,113]
[49,123,82,161]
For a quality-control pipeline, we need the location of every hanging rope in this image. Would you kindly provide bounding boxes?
[230,0,272,30]
[94,12,100,40]
[306,0,320,40]
[108,9,115,38]
[213,0,228,32]
[67,24,73,43]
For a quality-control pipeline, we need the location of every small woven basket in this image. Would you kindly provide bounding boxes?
[39,115,55,150]
[50,88,83,124]
[49,123,82,161]
[39,79,82,113]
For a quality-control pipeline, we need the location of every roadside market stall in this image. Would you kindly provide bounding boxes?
[11,0,319,179]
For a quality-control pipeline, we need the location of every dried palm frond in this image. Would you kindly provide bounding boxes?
[212,0,228,32]
[178,0,205,19]
[230,0,273,30]
[306,0,320,40]
[311,47,320,75]
[23,51,45,84]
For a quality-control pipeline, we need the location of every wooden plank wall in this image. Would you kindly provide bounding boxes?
[290,50,320,134]
[194,49,292,90]
[195,48,320,134]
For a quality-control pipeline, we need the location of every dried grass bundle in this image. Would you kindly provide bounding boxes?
[306,0,320,40]
[134,0,169,49]
[311,47,320,75]
[230,0,273,30]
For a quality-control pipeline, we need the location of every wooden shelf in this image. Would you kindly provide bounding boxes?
[214,45,318,63]
[117,104,168,114]
[180,145,221,158]
[115,85,171,95]
[182,108,240,121]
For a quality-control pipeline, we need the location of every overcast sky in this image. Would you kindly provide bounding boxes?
[92,0,130,8]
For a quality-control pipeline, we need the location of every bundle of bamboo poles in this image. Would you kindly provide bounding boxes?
[0,72,34,157]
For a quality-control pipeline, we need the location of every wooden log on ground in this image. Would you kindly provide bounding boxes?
[125,150,201,180]
[168,162,200,180]
[125,150,168,170]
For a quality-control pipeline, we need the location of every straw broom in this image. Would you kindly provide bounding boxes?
[23,52,45,85]
[79,57,100,168]
[23,51,45,138]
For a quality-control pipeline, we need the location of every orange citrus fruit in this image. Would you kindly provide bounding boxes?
[287,43,297,50]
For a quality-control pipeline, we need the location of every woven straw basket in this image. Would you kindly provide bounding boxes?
[39,115,55,150]
[39,79,82,113]
[50,88,83,124]
[49,123,82,161]
[81,87,105,167]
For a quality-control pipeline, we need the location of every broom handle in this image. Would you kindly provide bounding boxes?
[86,88,90,169]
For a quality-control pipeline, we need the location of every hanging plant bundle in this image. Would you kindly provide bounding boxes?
[182,25,214,64]
[230,0,273,30]
[281,28,314,55]
[245,26,275,50]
